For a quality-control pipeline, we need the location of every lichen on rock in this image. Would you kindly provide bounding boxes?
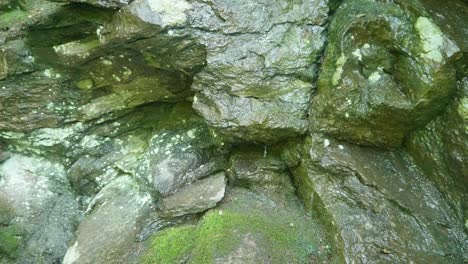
[310,0,461,147]
[0,0,466,263]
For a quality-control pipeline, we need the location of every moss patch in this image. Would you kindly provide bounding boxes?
[0,10,28,28]
[0,225,22,259]
[144,209,318,264]
[142,225,197,264]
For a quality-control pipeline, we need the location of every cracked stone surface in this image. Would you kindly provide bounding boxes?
[284,135,467,263]
[0,0,466,263]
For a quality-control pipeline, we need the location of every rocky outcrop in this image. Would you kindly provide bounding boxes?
[86,0,328,142]
[284,135,466,263]
[0,0,466,263]
[310,0,461,147]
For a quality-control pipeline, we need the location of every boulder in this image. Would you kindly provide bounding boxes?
[0,155,79,263]
[135,122,226,198]
[157,172,227,218]
[62,176,153,264]
[309,0,461,147]
[284,135,467,263]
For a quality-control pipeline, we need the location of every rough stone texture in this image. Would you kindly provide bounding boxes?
[420,0,468,53]
[158,172,227,218]
[144,187,335,264]
[0,0,466,263]
[228,145,298,200]
[406,77,468,229]
[102,0,328,142]
[0,72,81,132]
[0,155,79,263]
[189,0,328,142]
[135,119,226,197]
[62,176,152,264]
[284,136,467,263]
[309,0,461,147]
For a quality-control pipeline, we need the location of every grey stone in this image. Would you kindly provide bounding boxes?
[188,0,328,142]
[135,119,226,197]
[62,176,152,264]
[0,71,81,132]
[99,0,328,142]
[0,1,466,263]
[285,135,467,263]
[406,77,468,225]
[0,155,80,263]
[157,172,227,217]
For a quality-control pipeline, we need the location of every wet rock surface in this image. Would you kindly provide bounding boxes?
[0,0,467,263]
[310,0,461,147]
[284,136,466,263]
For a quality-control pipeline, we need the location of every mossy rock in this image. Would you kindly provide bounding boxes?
[0,9,28,28]
[0,225,22,259]
[144,211,316,264]
[143,188,335,264]
[310,0,460,147]
[142,225,197,264]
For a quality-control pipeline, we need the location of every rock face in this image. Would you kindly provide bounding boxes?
[189,0,328,142]
[0,0,467,263]
[310,0,461,147]
[103,0,328,143]
[284,136,466,263]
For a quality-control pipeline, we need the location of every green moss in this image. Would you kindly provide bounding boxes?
[143,225,197,264]
[144,210,316,264]
[458,98,468,120]
[0,225,21,259]
[0,9,28,28]
[76,79,94,90]
[194,211,312,264]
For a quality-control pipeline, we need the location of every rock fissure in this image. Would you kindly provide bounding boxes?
[0,0,466,263]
